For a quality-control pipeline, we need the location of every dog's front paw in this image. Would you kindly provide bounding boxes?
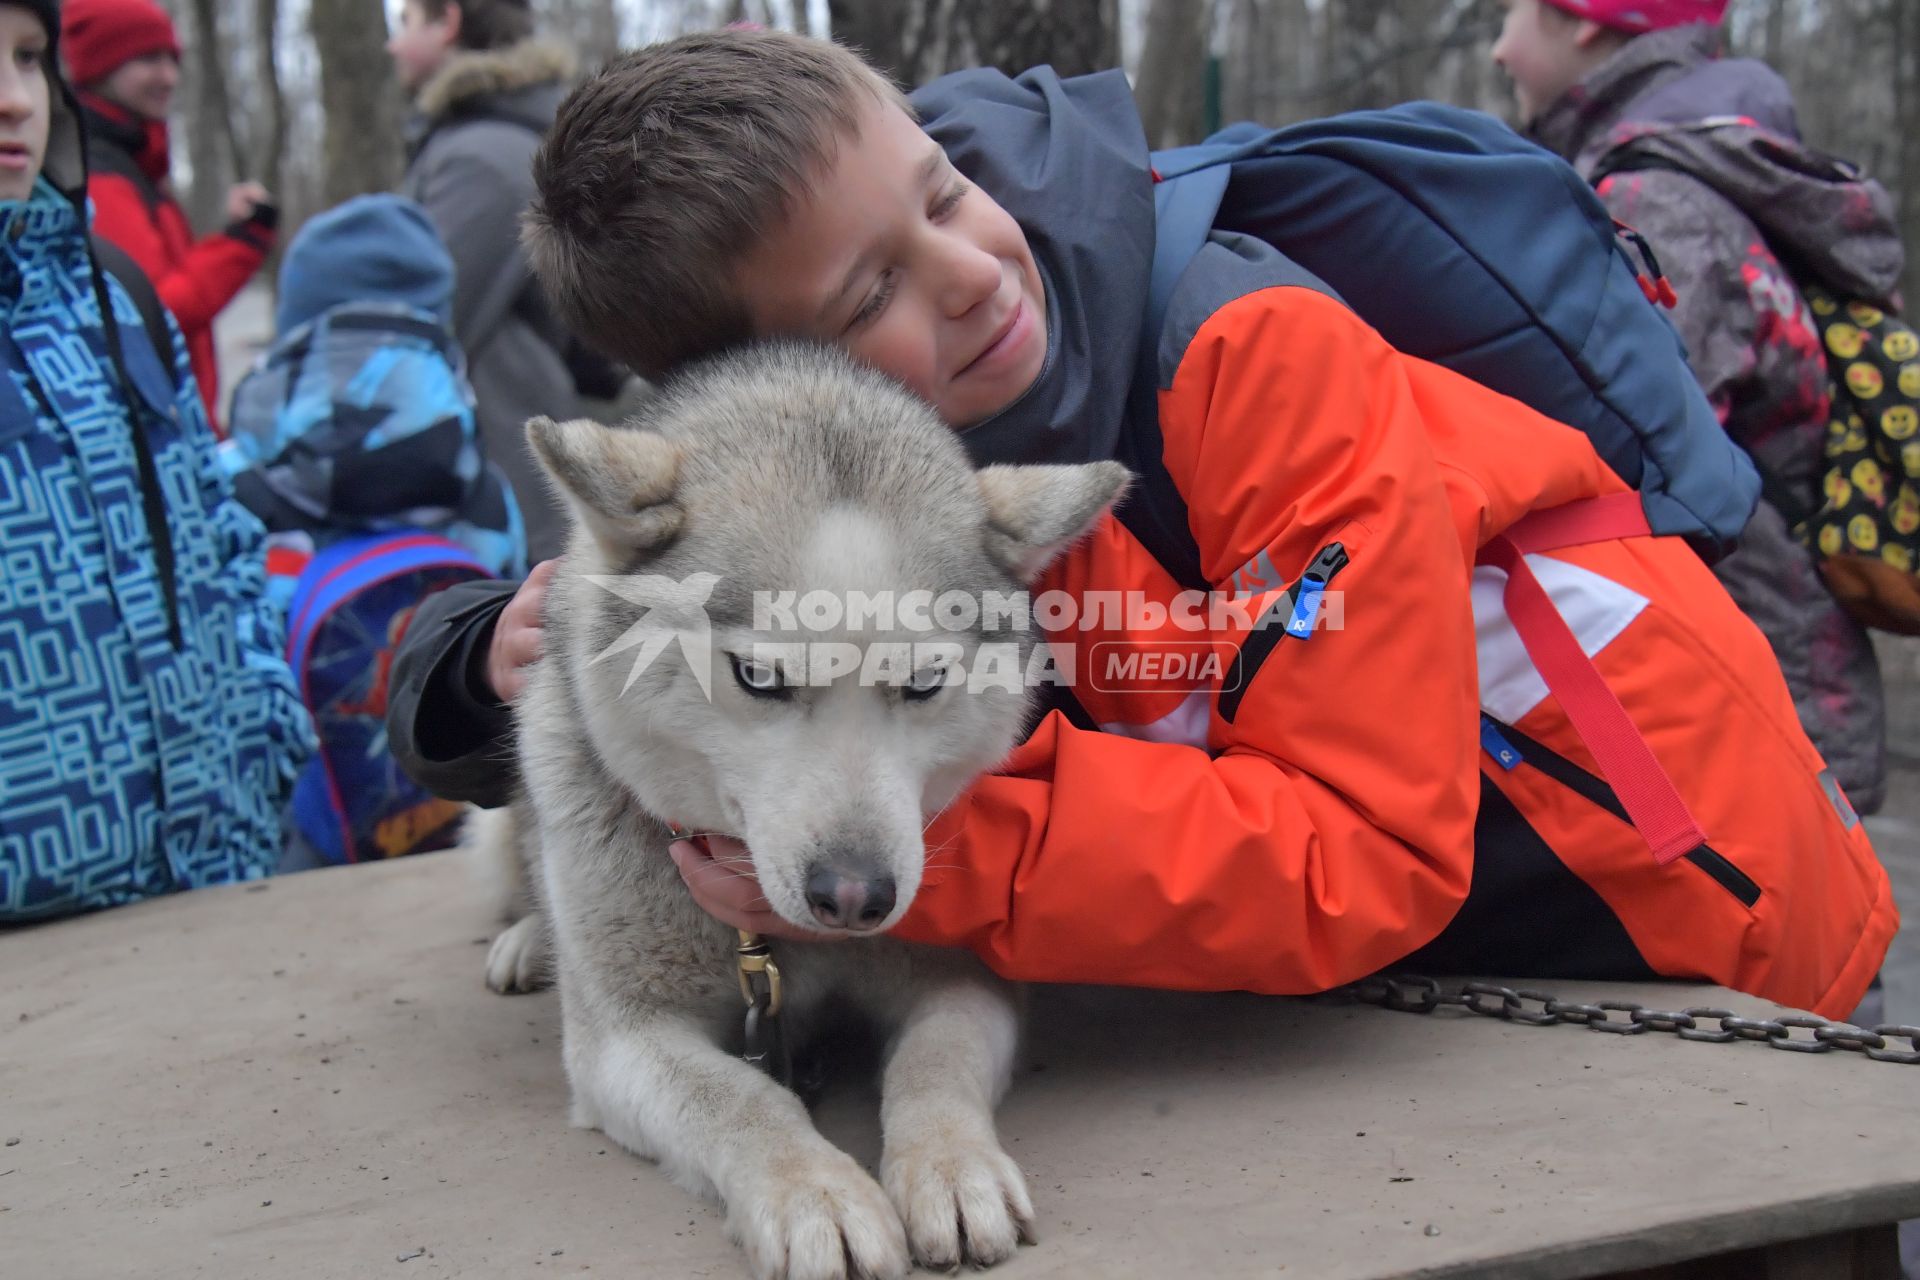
[484,913,552,994]
[731,1147,908,1280]
[882,1132,1035,1270]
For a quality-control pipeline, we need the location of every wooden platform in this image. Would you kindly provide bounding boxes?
[2,853,1912,1279]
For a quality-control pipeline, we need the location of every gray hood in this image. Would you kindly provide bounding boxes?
[1536,24,1903,306]
[912,67,1156,467]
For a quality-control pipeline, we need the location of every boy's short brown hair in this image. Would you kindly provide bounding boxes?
[524,30,909,381]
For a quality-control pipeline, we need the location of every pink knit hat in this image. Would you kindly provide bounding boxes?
[1540,0,1728,32]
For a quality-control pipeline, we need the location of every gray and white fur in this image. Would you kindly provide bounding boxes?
[470,343,1126,1280]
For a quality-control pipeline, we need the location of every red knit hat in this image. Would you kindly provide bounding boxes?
[59,0,180,87]
[1539,0,1728,32]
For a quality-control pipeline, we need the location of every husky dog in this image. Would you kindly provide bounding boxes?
[476,343,1126,1280]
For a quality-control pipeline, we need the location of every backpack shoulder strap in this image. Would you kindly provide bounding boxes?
[286,532,492,678]
[1142,123,1277,360]
[89,233,177,386]
[85,137,167,215]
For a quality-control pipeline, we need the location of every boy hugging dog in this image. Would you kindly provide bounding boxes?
[386,26,1894,1280]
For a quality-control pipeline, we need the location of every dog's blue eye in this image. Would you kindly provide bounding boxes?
[903,665,950,702]
[730,654,788,699]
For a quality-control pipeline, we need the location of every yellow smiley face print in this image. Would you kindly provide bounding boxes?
[1847,362,1885,399]
[1849,513,1880,551]
[1826,324,1865,359]
[1852,459,1886,502]
[1893,487,1920,536]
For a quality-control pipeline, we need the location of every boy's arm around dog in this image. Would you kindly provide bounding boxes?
[894,276,1619,995]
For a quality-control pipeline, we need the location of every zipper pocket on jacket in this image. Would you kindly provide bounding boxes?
[1218,542,1348,724]
[1479,714,1761,909]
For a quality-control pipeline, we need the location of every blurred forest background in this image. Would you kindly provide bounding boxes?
[163,0,1916,302]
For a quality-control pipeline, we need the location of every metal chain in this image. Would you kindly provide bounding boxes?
[1332,975,1920,1066]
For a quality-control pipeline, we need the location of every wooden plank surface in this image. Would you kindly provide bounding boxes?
[2,853,1913,1280]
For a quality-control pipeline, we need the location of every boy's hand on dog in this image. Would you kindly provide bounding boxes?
[669,834,838,942]
[487,559,558,702]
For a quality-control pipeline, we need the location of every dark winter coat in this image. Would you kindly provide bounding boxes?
[400,39,581,562]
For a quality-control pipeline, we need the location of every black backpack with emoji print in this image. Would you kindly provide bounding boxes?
[1800,287,1920,634]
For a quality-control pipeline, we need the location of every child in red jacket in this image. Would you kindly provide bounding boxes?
[61,0,276,430]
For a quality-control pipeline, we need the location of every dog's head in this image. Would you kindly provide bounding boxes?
[528,343,1127,936]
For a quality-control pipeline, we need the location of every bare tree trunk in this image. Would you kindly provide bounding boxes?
[311,0,403,205]
[1446,0,1502,116]
[1134,0,1212,147]
[253,0,288,198]
[1219,0,1257,122]
[175,0,240,228]
[827,0,915,83]
[1894,0,1920,307]
[962,0,1120,80]
[1762,0,1789,69]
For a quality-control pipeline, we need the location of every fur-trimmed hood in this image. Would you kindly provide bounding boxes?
[413,38,575,126]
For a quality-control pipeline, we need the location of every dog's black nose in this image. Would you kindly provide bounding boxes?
[804,865,897,932]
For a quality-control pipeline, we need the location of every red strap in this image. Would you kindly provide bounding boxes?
[1500,490,1649,554]
[1480,496,1705,865]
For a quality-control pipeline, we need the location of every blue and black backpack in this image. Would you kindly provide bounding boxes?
[1143,101,1761,554]
[282,532,495,864]
[223,301,524,865]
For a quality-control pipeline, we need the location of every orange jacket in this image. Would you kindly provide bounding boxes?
[893,245,1893,1019]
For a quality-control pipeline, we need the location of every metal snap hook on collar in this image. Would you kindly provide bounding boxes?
[666,818,793,1086]
[735,928,783,1017]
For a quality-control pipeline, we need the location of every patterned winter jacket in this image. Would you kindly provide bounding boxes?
[0,175,314,920]
[1532,24,1904,813]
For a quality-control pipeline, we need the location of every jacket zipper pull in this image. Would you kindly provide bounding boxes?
[1480,718,1524,770]
[1284,542,1349,639]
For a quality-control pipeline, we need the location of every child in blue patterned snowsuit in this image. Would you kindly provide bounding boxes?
[0,0,313,920]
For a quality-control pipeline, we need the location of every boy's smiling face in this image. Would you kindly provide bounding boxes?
[733,95,1048,429]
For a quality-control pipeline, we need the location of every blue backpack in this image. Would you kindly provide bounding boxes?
[1145,102,1760,553]
[285,533,496,864]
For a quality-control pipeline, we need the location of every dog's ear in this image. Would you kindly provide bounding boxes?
[976,461,1130,580]
[526,416,684,557]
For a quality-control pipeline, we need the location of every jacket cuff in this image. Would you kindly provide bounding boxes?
[223,213,276,254]
[388,580,520,805]
[421,608,514,769]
